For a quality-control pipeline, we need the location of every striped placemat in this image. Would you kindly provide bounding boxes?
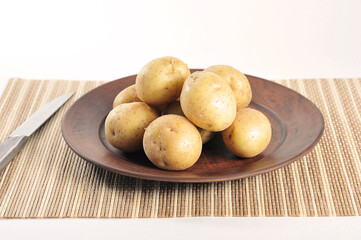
[0,77,360,218]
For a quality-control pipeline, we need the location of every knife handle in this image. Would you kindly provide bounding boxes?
[0,136,28,172]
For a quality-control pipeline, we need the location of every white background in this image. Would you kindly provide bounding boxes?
[1,0,361,239]
[1,0,361,85]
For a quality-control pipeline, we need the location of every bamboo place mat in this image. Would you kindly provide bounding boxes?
[0,77,360,218]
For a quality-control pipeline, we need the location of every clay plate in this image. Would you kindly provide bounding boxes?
[61,70,324,182]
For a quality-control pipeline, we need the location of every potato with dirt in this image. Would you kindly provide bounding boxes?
[222,108,272,158]
[143,115,202,170]
[136,56,190,107]
[105,102,159,152]
[113,84,141,108]
[163,100,214,144]
[180,71,236,132]
[204,65,252,109]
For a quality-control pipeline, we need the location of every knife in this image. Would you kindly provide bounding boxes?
[0,92,74,172]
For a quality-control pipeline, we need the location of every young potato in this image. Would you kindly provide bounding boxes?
[105,102,159,152]
[163,100,214,144]
[136,56,190,106]
[204,65,252,109]
[153,104,168,114]
[113,85,141,108]
[180,71,237,132]
[143,115,202,171]
[222,108,272,158]
[162,100,185,116]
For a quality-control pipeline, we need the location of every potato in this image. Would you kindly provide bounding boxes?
[204,65,252,109]
[180,71,237,132]
[143,115,202,170]
[153,104,168,114]
[163,100,214,144]
[136,56,190,106]
[113,85,141,108]
[222,108,272,158]
[199,130,214,145]
[105,102,159,152]
[162,100,185,116]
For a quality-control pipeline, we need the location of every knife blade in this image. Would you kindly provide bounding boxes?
[0,92,74,171]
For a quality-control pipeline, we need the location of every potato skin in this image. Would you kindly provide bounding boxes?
[162,100,185,116]
[113,85,141,108]
[163,100,214,144]
[222,108,272,158]
[180,71,237,132]
[136,56,190,106]
[105,102,159,152]
[204,65,252,109]
[143,115,202,171]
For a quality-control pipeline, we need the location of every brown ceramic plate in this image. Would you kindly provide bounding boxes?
[62,70,324,183]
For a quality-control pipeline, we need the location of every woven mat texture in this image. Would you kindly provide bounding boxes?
[0,78,360,218]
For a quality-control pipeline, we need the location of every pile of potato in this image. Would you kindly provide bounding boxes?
[105,56,272,171]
